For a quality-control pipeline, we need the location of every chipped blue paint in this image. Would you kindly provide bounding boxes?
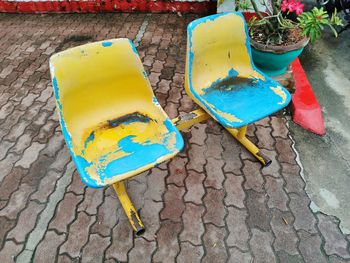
[164,119,184,150]
[186,12,291,128]
[52,76,74,151]
[102,41,113,47]
[143,70,148,78]
[152,96,160,106]
[74,118,183,188]
[51,39,184,188]
[128,39,139,55]
[83,132,95,150]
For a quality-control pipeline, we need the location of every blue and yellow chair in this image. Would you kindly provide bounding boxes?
[185,12,291,165]
[50,12,291,235]
[50,39,184,235]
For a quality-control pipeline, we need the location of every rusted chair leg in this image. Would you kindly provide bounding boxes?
[113,181,145,236]
[226,125,272,167]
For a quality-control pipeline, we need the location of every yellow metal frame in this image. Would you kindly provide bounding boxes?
[113,181,145,236]
[172,108,271,166]
[113,108,270,236]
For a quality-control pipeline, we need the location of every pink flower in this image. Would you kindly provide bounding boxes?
[281,0,289,12]
[287,0,296,11]
[280,0,304,15]
[294,2,304,14]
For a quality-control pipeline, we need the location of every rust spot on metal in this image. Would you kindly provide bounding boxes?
[206,77,256,93]
[107,112,152,128]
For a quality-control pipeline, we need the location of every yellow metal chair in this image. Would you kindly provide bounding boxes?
[50,39,184,235]
[50,13,291,235]
[185,12,291,165]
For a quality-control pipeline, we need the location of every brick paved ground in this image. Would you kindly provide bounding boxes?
[0,13,349,263]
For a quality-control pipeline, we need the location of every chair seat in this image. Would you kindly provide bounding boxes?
[73,112,184,188]
[193,73,291,128]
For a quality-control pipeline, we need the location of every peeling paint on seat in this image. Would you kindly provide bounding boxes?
[185,12,291,128]
[50,38,184,188]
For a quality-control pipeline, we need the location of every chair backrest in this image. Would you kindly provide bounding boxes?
[186,12,264,95]
[50,39,154,152]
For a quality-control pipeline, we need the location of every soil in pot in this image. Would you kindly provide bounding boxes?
[248,26,309,76]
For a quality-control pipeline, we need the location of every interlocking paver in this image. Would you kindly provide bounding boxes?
[317,213,350,259]
[184,170,205,205]
[7,201,45,243]
[202,224,228,263]
[270,209,299,255]
[203,188,226,227]
[153,220,182,262]
[228,247,252,263]
[250,228,276,263]
[177,242,204,263]
[298,230,328,263]
[0,240,23,263]
[105,220,133,262]
[59,211,96,258]
[32,230,66,263]
[0,12,348,263]
[246,190,270,231]
[224,173,246,208]
[204,157,225,189]
[289,193,318,233]
[243,159,265,192]
[81,234,110,263]
[49,192,83,233]
[180,203,205,245]
[265,176,289,211]
[226,206,249,250]
[160,184,185,222]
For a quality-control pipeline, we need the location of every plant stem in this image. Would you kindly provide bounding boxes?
[250,0,274,32]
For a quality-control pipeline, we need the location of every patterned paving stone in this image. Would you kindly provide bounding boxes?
[317,213,350,259]
[153,220,182,263]
[270,209,299,255]
[243,160,264,192]
[202,224,228,263]
[246,190,270,232]
[0,12,349,263]
[226,206,249,250]
[224,173,246,208]
[129,238,156,263]
[249,228,276,263]
[32,230,66,263]
[49,192,83,233]
[160,184,185,222]
[298,230,328,263]
[289,193,318,234]
[184,170,205,205]
[144,168,166,202]
[0,240,23,263]
[59,211,96,258]
[204,157,225,189]
[265,176,289,211]
[105,219,133,262]
[176,242,204,263]
[167,157,188,187]
[90,194,119,237]
[203,188,226,227]
[180,202,205,245]
[7,201,45,243]
[81,234,110,263]
[228,247,252,263]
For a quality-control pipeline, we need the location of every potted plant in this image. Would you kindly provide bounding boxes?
[236,0,343,76]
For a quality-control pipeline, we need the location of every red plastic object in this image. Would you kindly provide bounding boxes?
[0,0,216,13]
[291,58,326,136]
